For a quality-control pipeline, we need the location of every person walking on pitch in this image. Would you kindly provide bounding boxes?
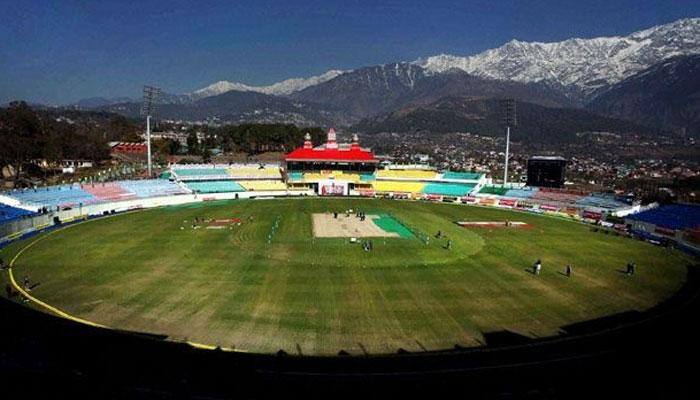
[534,259,542,275]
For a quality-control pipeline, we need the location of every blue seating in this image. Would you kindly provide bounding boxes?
[173,168,229,179]
[504,188,539,199]
[576,194,626,209]
[442,171,482,181]
[9,185,96,208]
[287,172,303,181]
[0,204,35,224]
[422,183,476,196]
[4,180,188,209]
[360,173,376,182]
[118,180,189,198]
[627,204,700,231]
[185,181,245,193]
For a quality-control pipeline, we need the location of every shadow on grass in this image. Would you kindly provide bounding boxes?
[560,310,642,335]
[482,330,534,347]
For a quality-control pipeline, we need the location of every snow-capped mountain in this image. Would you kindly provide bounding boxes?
[191,69,345,99]
[190,81,260,99]
[414,18,700,97]
[81,17,700,134]
[260,70,346,96]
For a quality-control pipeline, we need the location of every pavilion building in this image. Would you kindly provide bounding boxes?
[285,129,378,196]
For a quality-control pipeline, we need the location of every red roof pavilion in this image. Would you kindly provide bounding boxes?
[285,129,378,163]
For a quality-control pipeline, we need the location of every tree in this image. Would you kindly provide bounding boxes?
[107,115,141,142]
[211,123,325,154]
[200,146,212,163]
[154,138,181,156]
[0,102,111,185]
[0,102,46,183]
[186,131,199,155]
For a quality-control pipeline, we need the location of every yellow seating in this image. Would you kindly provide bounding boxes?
[302,173,327,181]
[376,169,437,179]
[296,170,371,183]
[373,181,425,194]
[336,172,361,182]
[227,166,281,179]
[237,180,288,191]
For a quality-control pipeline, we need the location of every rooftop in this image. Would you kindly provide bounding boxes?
[285,129,378,163]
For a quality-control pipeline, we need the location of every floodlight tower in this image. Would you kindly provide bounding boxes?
[500,99,517,187]
[141,85,161,177]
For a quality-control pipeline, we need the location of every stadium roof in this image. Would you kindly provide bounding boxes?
[285,129,378,163]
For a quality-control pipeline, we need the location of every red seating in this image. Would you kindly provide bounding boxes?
[532,188,585,204]
[83,183,137,202]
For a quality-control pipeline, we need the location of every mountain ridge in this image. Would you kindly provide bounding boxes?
[414,18,700,100]
[353,96,656,142]
[588,54,700,136]
[289,63,578,122]
[189,69,346,99]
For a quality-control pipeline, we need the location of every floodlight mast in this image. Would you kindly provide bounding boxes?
[504,126,510,185]
[500,99,517,187]
[141,85,161,177]
[146,115,151,176]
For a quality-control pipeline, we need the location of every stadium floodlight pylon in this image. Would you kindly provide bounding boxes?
[500,99,517,187]
[141,85,162,178]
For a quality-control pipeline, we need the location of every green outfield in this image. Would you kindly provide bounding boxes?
[0,198,692,355]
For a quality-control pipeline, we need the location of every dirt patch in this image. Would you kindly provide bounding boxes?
[312,213,399,238]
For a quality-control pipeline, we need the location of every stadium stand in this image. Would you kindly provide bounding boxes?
[287,171,303,181]
[3,179,189,209]
[83,182,137,202]
[301,172,329,182]
[0,204,35,224]
[441,171,482,180]
[360,172,376,182]
[186,181,245,193]
[118,180,189,198]
[237,180,287,191]
[422,183,476,197]
[9,185,96,208]
[173,168,229,178]
[226,166,281,179]
[627,204,700,231]
[290,170,374,184]
[575,194,626,210]
[171,164,282,181]
[532,189,584,204]
[478,186,509,196]
[504,188,539,199]
[377,169,437,179]
[374,181,425,194]
[336,172,362,182]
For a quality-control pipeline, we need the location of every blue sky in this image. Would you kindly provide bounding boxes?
[1,0,699,104]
